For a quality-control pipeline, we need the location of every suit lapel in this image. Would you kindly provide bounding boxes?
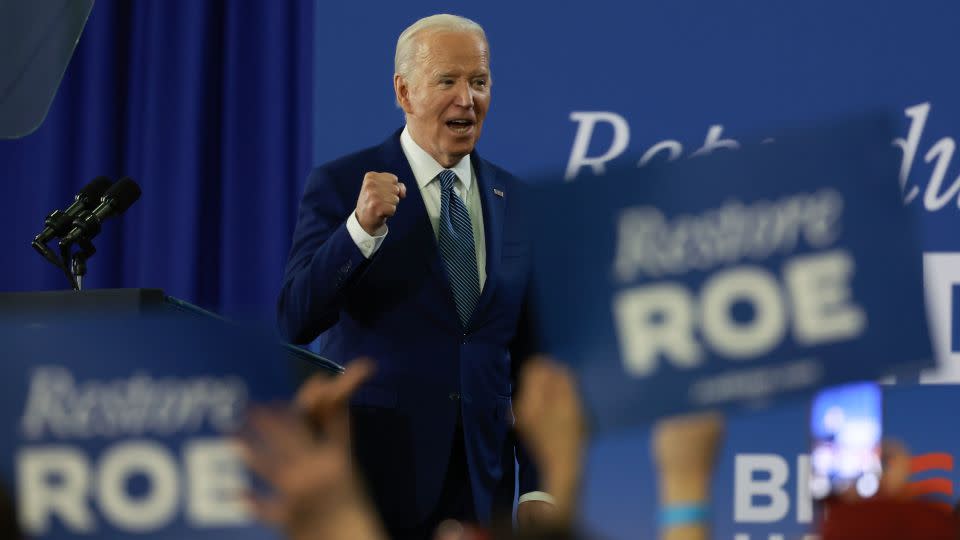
[377,130,432,255]
[470,153,504,326]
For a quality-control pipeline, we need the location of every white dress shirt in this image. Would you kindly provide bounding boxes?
[345,126,553,507]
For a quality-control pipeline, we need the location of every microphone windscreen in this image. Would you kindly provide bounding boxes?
[79,176,113,201]
[102,177,141,212]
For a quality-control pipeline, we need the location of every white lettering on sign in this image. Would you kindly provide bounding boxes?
[565,111,630,180]
[735,454,790,523]
[612,190,843,282]
[732,453,818,539]
[20,366,248,439]
[565,102,960,214]
[611,284,703,375]
[700,267,787,358]
[16,439,250,534]
[612,251,866,378]
[894,102,960,210]
[185,439,250,526]
[97,441,178,532]
[734,454,813,524]
[17,447,94,533]
[785,252,865,345]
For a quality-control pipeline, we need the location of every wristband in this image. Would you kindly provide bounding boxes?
[659,503,709,529]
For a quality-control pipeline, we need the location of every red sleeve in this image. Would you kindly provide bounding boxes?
[820,499,956,540]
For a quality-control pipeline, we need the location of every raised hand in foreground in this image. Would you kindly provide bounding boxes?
[239,359,386,540]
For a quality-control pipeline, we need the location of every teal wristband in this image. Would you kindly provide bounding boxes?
[659,504,709,528]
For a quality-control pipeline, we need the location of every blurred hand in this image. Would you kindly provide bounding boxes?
[355,172,406,235]
[652,412,724,540]
[652,412,724,505]
[294,357,375,439]
[516,500,560,529]
[515,356,587,527]
[879,440,912,499]
[431,519,488,540]
[834,439,912,503]
[240,359,383,540]
[433,519,466,540]
[653,412,724,473]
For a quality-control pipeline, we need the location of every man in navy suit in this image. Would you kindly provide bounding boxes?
[277,13,552,539]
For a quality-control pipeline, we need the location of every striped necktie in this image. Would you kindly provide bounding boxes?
[437,169,481,327]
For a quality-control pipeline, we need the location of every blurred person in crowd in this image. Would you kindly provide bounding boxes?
[276,12,544,538]
[240,359,386,540]
[241,358,579,540]
[439,356,717,540]
[245,355,960,540]
[240,357,726,540]
[513,357,588,538]
[516,355,724,540]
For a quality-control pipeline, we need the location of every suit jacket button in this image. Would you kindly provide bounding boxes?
[449,392,460,401]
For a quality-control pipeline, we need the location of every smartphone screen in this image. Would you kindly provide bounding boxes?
[809,381,883,499]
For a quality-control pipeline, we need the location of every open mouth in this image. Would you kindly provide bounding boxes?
[445,119,475,134]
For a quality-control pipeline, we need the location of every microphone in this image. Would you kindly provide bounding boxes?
[33,176,113,244]
[60,177,141,247]
[32,176,113,267]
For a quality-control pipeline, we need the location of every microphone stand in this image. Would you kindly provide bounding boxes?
[70,239,96,291]
[31,239,64,269]
[58,238,96,292]
[43,177,141,291]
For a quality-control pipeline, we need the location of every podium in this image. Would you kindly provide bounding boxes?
[0,288,342,376]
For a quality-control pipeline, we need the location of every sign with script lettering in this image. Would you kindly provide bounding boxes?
[0,314,294,540]
[528,116,933,430]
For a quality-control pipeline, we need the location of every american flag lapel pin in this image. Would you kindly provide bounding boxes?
[493,188,504,198]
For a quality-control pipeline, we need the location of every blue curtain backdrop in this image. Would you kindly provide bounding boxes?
[0,0,314,319]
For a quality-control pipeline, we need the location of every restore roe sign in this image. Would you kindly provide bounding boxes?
[528,116,933,431]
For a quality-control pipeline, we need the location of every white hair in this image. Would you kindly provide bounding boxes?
[394,14,488,83]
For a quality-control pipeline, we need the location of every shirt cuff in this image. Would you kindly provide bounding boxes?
[518,491,556,505]
[346,212,387,259]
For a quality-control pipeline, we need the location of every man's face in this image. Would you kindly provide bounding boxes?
[395,31,491,168]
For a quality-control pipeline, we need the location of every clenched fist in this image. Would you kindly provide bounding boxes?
[355,172,407,235]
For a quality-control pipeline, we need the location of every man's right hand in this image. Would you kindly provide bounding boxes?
[355,172,406,235]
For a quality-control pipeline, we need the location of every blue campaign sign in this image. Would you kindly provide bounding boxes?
[0,314,296,540]
[528,116,933,430]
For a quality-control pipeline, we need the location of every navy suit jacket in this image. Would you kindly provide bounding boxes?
[277,129,539,527]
